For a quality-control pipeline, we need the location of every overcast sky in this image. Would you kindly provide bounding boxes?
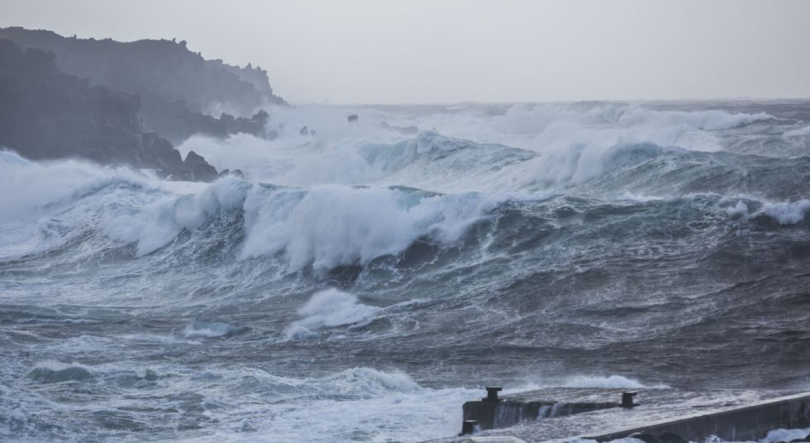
[3,0,810,104]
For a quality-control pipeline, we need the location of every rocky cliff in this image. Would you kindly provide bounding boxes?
[0,27,285,144]
[0,38,217,181]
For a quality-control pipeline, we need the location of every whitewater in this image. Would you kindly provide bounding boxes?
[2,101,810,442]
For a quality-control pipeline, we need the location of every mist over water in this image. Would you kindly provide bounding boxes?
[3,101,810,442]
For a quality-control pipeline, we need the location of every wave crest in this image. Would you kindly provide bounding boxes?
[241,185,508,271]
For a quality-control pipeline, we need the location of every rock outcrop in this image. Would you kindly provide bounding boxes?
[150,107,276,145]
[181,151,219,182]
[0,38,218,181]
[0,27,285,144]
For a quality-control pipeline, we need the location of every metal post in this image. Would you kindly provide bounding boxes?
[622,392,638,408]
[484,387,503,403]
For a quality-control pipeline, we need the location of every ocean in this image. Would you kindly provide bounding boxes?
[2,101,810,442]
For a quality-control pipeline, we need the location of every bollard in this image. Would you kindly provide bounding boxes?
[460,419,479,435]
[622,391,638,408]
[483,387,503,403]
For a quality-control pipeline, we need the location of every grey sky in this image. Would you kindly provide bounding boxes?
[2,0,810,104]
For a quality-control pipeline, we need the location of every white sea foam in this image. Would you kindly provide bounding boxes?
[524,141,666,186]
[725,200,750,219]
[0,151,152,258]
[240,185,507,271]
[761,427,810,442]
[166,367,476,443]
[26,165,510,269]
[0,151,147,224]
[183,320,243,338]
[285,289,379,339]
[319,367,421,396]
[6,361,476,443]
[177,130,527,192]
[496,374,670,392]
[721,197,810,225]
[100,177,246,256]
[562,375,667,389]
[761,199,810,225]
[412,103,772,155]
[174,104,775,191]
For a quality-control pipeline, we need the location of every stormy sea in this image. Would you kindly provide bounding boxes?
[2,101,810,442]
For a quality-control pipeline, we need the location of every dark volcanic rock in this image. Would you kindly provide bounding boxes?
[140,132,183,173]
[0,27,285,144]
[0,38,217,181]
[169,109,274,144]
[141,100,277,145]
[182,151,218,182]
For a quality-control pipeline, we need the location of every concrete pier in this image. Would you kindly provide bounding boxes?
[463,388,620,430]
[585,391,810,442]
[426,388,810,443]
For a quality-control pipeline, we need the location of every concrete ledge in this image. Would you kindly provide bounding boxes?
[584,392,810,442]
[464,399,618,430]
[424,389,810,443]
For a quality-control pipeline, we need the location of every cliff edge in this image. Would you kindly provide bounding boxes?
[0,38,218,181]
[0,27,285,144]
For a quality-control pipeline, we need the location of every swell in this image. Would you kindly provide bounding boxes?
[3,172,808,312]
[4,133,810,280]
[175,103,805,192]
